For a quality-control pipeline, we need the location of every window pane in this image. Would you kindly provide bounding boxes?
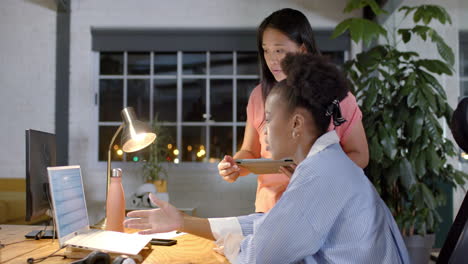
[210,126,233,161]
[99,126,124,161]
[183,52,206,75]
[183,79,206,122]
[211,52,233,75]
[182,126,207,162]
[237,79,258,122]
[99,79,123,121]
[211,80,232,122]
[462,81,468,97]
[237,52,259,75]
[237,126,246,152]
[154,52,177,75]
[128,79,150,121]
[322,51,345,65]
[154,79,177,122]
[128,52,150,75]
[460,42,468,75]
[100,52,123,75]
[127,126,177,163]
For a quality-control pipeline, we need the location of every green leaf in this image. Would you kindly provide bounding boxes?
[369,136,383,162]
[378,126,397,159]
[342,18,387,46]
[399,51,419,61]
[398,29,411,43]
[417,69,446,98]
[412,5,452,25]
[420,82,437,110]
[379,69,399,88]
[399,158,416,190]
[414,152,427,178]
[386,163,400,186]
[407,90,419,107]
[344,0,387,15]
[408,109,424,142]
[411,25,431,41]
[431,31,455,66]
[331,18,352,39]
[363,78,379,109]
[417,59,453,75]
[398,6,417,19]
[428,150,442,173]
[421,183,436,209]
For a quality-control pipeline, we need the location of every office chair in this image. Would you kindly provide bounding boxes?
[434,97,468,264]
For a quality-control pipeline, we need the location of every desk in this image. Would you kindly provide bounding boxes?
[0,225,229,264]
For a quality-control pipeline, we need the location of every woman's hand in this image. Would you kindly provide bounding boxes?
[124,193,184,235]
[279,164,297,178]
[218,155,241,183]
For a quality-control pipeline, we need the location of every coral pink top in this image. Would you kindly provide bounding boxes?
[246,84,363,212]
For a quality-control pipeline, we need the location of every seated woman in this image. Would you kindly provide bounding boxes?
[124,54,410,264]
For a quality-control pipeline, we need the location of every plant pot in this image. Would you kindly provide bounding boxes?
[403,234,435,264]
[153,180,167,193]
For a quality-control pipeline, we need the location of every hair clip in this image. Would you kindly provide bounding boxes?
[326,99,346,127]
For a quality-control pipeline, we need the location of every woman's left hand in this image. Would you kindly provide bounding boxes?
[124,193,184,235]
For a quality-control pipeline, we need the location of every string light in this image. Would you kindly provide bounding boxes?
[461,152,468,160]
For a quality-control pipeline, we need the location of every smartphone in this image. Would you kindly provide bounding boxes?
[150,238,177,246]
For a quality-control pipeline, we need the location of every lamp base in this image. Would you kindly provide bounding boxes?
[91,217,107,230]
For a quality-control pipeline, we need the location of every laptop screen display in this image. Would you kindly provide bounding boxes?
[48,166,89,240]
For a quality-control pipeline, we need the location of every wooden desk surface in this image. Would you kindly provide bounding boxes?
[0,225,229,264]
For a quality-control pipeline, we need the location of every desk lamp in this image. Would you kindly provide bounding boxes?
[102,107,156,228]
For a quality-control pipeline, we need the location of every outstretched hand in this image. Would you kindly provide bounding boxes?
[124,193,184,235]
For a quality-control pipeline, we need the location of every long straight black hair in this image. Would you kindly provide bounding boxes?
[257,8,321,102]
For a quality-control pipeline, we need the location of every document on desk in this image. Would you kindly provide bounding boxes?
[140,230,186,239]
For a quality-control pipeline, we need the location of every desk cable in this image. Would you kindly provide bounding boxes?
[26,246,66,263]
[0,239,37,248]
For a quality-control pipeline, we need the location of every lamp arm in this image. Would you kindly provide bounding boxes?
[107,124,124,200]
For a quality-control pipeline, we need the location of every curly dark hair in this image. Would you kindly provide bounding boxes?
[270,53,349,135]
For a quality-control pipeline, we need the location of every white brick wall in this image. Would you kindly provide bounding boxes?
[459,0,468,30]
[0,0,56,179]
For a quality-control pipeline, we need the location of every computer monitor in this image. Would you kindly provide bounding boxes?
[25,129,56,238]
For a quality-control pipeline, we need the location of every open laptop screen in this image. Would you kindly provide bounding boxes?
[48,166,89,242]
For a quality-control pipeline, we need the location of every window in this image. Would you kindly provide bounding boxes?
[93,29,349,163]
[98,51,259,163]
[460,32,468,97]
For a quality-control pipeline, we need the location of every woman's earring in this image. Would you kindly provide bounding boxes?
[292,131,297,138]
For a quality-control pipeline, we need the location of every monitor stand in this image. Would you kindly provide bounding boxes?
[24,209,57,239]
[25,229,57,239]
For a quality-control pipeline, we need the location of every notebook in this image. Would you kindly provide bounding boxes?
[47,165,152,255]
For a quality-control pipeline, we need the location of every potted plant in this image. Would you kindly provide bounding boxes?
[332,1,468,263]
[142,115,172,193]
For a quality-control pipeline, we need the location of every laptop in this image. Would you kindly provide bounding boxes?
[47,165,152,255]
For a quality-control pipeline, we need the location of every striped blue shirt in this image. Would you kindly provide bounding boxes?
[231,131,410,263]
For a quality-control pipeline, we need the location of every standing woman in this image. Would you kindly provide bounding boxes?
[218,8,369,213]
